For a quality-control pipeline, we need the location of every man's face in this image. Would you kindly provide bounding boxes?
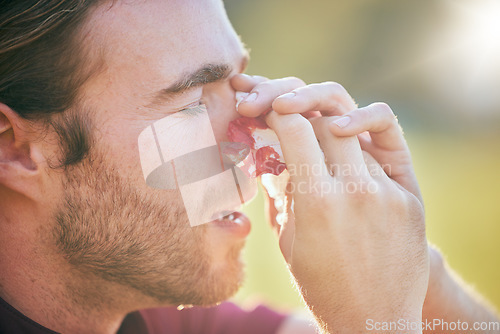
[52,0,256,307]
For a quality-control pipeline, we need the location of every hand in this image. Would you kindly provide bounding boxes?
[232,74,422,252]
[231,74,355,241]
[232,73,421,204]
[232,74,429,333]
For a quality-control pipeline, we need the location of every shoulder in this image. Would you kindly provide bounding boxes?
[119,302,289,334]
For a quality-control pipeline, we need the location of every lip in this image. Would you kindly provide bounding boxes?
[208,210,251,239]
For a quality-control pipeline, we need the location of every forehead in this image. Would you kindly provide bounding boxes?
[84,0,242,90]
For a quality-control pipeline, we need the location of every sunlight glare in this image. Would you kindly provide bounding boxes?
[452,0,500,76]
[460,1,500,56]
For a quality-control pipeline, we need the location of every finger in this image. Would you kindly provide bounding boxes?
[230,73,268,92]
[272,82,357,117]
[334,105,423,201]
[309,117,369,181]
[237,77,306,117]
[329,103,407,151]
[302,110,322,119]
[361,150,390,182]
[356,133,389,172]
[265,111,329,190]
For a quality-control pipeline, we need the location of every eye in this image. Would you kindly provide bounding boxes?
[180,102,206,116]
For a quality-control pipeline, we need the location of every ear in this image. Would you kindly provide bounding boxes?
[0,102,41,199]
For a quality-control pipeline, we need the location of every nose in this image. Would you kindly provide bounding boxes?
[204,82,240,145]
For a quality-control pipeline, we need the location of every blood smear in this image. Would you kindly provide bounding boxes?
[227,111,290,225]
[227,116,285,176]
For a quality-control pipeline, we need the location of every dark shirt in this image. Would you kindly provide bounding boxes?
[0,297,287,334]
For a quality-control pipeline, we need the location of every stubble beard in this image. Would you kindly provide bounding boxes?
[52,150,245,308]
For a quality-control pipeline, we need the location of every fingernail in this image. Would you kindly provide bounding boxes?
[279,92,296,99]
[243,92,258,103]
[235,91,249,110]
[332,116,351,128]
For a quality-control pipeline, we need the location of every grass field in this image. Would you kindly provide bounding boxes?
[232,132,500,315]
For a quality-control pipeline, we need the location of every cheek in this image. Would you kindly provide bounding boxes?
[92,123,148,189]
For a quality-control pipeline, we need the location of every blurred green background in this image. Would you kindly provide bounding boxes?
[224,0,500,314]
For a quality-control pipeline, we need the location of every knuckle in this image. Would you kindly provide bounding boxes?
[255,80,273,91]
[322,82,348,109]
[308,82,347,110]
[343,187,374,205]
[321,81,347,94]
[406,194,425,224]
[313,115,332,131]
[282,76,306,87]
[252,75,269,82]
[256,77,305,95]
[345,179,401,206]
[385,188,408,209]
[371,102,395,119]
[311,117,335,141]
[341,176,377,200]
[355,106,372,120]
[277,114,312,137]
[295,84,315,97]
[429,246,444,271]
[384,188,425,225]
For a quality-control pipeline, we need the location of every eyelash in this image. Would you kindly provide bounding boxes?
[179,101,205,115]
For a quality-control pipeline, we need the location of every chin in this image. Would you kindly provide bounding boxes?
[202,240,246,304]
[154,237,246,308]
[202,240,246,305]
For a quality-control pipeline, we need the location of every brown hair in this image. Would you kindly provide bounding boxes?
[0,0,104,167]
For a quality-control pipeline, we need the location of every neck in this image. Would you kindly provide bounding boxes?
[0,208,146,334]
[0,277,126,334]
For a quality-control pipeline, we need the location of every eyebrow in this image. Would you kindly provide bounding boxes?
[149,63,233,107]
